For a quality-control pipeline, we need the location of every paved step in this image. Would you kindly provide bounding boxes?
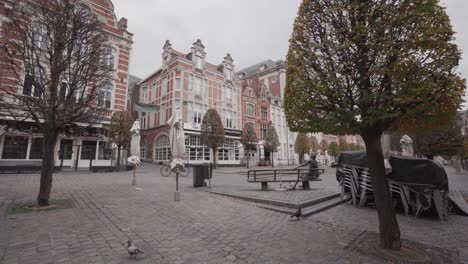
[302,197,346,217]
[204,189,340,209]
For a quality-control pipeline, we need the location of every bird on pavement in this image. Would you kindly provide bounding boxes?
[291,208,302,219]
[124,240,144,258]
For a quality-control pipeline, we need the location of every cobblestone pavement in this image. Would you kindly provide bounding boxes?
[0,164,467,263]
[0,164,361,264]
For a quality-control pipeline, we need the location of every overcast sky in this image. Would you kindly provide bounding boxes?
[112,0,468,88]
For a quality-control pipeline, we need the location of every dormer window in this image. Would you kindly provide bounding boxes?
[238,73,244,79]
[260,64,266,71]
[195,51,204,70]
[162,40,172,71]
[225,68,233,81]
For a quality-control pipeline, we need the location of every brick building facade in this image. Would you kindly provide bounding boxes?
[238,59,297,165]
[0,0,133,168]
[135,40,243,165]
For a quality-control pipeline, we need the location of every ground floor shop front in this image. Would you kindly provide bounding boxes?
[0,132,120,169]
[142,126,242,166]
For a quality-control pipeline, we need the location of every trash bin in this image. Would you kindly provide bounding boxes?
[193,165,205,187]
[193,164,211,187]
[202,163,210,180]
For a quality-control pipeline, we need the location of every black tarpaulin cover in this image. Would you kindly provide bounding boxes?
[336,150,368,167]
[335,150,368,181]
[387,155,448,191]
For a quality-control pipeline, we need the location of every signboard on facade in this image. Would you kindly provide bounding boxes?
[184,122,202,131]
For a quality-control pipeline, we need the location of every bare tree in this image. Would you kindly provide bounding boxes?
[0,0,113,206]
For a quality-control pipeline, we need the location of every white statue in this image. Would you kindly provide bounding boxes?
[400,135,414,157]
[127,120,141,165]
[167,108,186,170]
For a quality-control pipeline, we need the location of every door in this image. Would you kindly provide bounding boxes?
[58,139,74,168]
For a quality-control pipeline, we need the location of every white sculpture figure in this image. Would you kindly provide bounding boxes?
[127,120,141,165]
[167,108,186,171]
[400,135,414,157]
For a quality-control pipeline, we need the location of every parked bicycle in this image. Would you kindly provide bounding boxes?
[160,161,190,177]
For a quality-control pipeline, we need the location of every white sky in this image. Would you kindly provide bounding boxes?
[112,0,468,100]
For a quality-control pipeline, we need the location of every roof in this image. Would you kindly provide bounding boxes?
[237,59,284,79]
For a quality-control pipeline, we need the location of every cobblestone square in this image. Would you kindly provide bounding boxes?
[0,164,467,264]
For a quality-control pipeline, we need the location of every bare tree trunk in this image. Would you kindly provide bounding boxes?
[37,131,58,206]
[362,131,401,250]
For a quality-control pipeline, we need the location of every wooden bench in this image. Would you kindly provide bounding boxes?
[247,168,324,191]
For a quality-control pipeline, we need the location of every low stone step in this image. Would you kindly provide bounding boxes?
[302,197,346,217]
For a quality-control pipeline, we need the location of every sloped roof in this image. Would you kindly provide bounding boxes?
[237,59,284,79]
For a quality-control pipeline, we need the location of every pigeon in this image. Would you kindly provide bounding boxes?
[124,240,144,258]
[290,208,302,219]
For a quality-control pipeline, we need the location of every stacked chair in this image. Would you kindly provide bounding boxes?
[337,152,449,221]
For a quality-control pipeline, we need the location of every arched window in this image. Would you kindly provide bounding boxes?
[154,135,171,161]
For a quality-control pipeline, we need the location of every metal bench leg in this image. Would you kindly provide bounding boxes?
[261,182,268,191]
[302,181,310,190]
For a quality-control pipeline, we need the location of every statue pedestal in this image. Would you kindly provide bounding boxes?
[174,191,181,202]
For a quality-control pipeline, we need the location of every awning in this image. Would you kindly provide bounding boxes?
[134,103,159,112]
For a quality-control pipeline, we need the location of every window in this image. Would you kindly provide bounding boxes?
[59,139,73,159]
[218,139,240,161]
[261,107,268,120]
[81,140,96,160]
[23,66,45,97]
[260,65,266,71]
[140,86,148,103]
[247,104,254,117]
[175,78,181,90]
[225,111,233,129]
[194,77,203,94]
[140,144,147,159]
[195,53,204,69]
[262,93,267,101]
[151,83,156,98]
[102,46,116,69]
[224,87,232,103]
[162,78,167,96]
[29,138,43,159]
[32,23,48,49]
[188,103,202,124]
[1,135,28,159]
[98,141,111,160]
[59,81,69,99]
[97,86,112,109]
[75,2,93,20]
[154,135,171,161]
[185,135,210,161]
[159,104,166,125]
[226,68,233,81]
[140,112,147,129]
[260,124,267,139]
